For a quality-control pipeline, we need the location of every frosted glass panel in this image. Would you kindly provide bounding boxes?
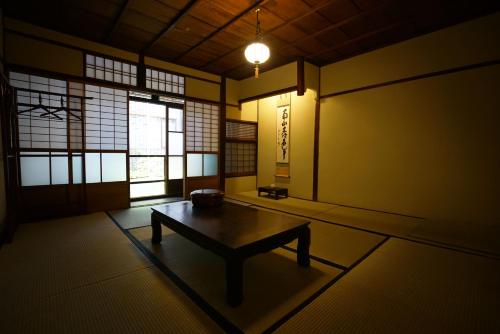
[85,153,101,183]
[203,154,218,176]
[130,182,165,198]
[168,157,183,180]
[102,153,127,182]
[73,156,82,184]
[51,156,69,184]
[20,156,50,186]
[168,108,183,131]
[168,132,183,155]
[187,154,202,177]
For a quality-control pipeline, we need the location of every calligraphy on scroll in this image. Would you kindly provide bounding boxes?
[276,105,289,163]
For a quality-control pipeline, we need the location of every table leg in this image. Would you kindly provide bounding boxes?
[297,227,311,267]
[226,257,243,307]
[151,212,162,244]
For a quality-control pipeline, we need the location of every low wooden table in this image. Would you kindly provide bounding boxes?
[258,186,288,199]
[151,201,310,307]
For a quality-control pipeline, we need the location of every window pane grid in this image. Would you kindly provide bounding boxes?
[86,54,137,86]
[85,85,128,151]
[226,122,257,140]
[146,68,185,95]
[225,121,257,177]
[186,101,219,153]
[10,72,83,150]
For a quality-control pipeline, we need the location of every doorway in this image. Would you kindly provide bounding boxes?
[129,100,184,200]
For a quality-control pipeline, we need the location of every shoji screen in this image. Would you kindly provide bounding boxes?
[185,101,219,177]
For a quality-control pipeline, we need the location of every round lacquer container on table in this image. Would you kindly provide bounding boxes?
[190,188,225,207]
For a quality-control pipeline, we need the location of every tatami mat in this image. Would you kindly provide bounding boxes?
[253,206,385,268]
[109,205,156,230]
[313,206,423,237]
[226,191,422,238]
[226,191,339,217]
[0,213,222,334]
[129,226,342,334]
[409,220,500,256]
[276,238,500,334]
[0,213,151,301]
[2,267,222,334]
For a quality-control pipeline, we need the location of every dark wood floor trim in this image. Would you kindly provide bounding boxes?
[105,212,243,334]
[320,59,500,99]
[238,86,297,108]
[264,236,390,334]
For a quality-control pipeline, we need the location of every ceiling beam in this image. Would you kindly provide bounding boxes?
[141,0,199,53]
[104,0,133,43]
[172,0,271,61]
[199,0,338,70]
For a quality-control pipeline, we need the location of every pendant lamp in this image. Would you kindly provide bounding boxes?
[244,8,270,78]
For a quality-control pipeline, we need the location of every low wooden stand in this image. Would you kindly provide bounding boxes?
[258,186,288,200]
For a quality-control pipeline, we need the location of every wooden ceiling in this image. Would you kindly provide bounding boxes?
[4,0,499,79]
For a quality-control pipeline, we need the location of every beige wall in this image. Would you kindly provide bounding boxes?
[6,18,137,62]
[321,12,500,96]
[5,33,83,76]
[238,62,297,101]
[185,77,220,102]
[225,176,256,195]
[318,13,500,223]
[145,56,220,83]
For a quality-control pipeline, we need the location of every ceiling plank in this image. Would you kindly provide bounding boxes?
[172,0,271,61]
[199,0,338,70]
[309,20,404,60]
[213,0,393,76]
[104,0,134,43]
[141,0,199,53]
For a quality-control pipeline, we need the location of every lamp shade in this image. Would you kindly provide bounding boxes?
[244,42,270,64]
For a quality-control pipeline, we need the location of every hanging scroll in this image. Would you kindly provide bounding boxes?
[276,105,290,163]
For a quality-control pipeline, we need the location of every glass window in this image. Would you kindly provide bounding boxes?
[130,157,164,182]
[168,157,183,180]
[20,156,50,186]
[168,108,183,131]
[168,132,183,156]
[187,154,203,177]
[102,153,127,182]
[129,101,166,155]
[85,153,101,183]
[203,154,218,176]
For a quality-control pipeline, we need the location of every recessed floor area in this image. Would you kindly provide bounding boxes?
[1,195,499,333]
